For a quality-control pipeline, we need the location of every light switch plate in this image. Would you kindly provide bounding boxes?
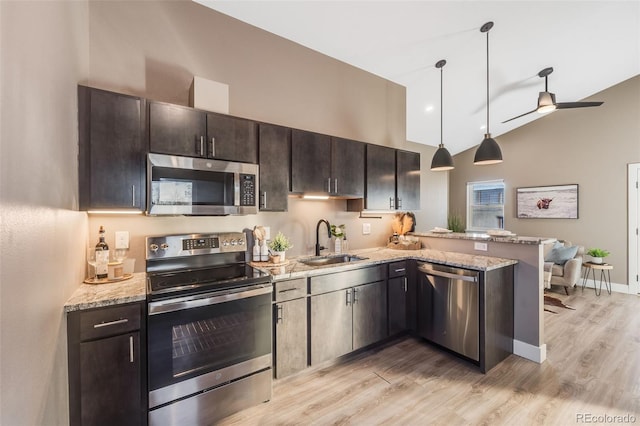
[474,242,488,251]
[362,223,371,235]
[115,231,130,249]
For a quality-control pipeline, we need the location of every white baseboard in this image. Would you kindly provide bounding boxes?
[579,279,631,295]
[513,340,546,363]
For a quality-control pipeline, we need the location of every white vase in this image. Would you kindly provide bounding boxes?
[334,237,342,254]
[591,257,603,264]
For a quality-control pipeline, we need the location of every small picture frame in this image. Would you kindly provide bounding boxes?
[516,184,579,219]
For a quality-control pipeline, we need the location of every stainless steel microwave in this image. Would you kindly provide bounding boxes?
[147,153,258,215]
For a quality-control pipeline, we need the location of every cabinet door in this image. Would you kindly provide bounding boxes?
[206,113,257,163]
[352,280,388,350]
[291,129,331,194]
[331,137,365,197]
[78,86,145,210]
[365,144,396,210]
[148,101,207,157]
[258,124,289,211]
[310,289,352,365]
[79,332,142,426]
[274,298,307,378]
[396,150,420,210]
[388,276,407,336]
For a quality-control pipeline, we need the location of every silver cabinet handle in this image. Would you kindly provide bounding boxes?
[404,277,408,293]
[327,178,331,193]
[211,137,216,157]
[395,268,406,273]
[276,305,283,323]
[334,178,338,194]
[397,198,403,209]
[346,289,351,306]
[200,136,205,157]
[278,287,299,293]
[131,185,135,207]
[129,335,134,363]
[353,287,358,304]
[93,318,129,328]
[389,197,395,209]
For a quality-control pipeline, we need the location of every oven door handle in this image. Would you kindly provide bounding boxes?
[148,284,272,315]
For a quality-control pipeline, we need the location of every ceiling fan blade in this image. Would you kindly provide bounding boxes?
[502,108,538,123]
[555,101,604,109]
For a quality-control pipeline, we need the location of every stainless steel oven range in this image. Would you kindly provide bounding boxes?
[145,232,272,426]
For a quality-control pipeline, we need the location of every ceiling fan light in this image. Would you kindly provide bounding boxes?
[431,144,454,171]
[474,134,503,165]
[537,104,557,114]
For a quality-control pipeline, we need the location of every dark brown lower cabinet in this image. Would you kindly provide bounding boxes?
[67,302,146,426]
[274,297,308,378]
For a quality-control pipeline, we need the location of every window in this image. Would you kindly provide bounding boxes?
[466,180,505,231]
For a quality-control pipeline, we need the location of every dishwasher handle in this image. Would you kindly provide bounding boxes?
[418,264,478,283]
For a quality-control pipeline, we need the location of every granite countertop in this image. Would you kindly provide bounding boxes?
[64,272,147,313]
[411,231,556,245]
[254,247,518,281]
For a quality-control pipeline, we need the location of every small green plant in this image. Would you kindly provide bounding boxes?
[447,212,465,233]
[268,232,293,252]
[586,248,610,258]
[330,224,345,238]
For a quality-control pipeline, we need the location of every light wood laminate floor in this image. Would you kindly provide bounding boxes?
[220,289,640,425]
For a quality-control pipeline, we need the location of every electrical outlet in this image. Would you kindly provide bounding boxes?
[362,223,371,235]
[115,231,130,249]
[474,242,488,251]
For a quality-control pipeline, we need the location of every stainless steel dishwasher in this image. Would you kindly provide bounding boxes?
[417,262,479,361]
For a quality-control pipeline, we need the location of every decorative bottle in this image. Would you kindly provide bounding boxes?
[95,226,110,279]
[260,239,269,262]
[252,239,261,262]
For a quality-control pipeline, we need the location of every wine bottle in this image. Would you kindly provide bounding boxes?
[95,226,110,279]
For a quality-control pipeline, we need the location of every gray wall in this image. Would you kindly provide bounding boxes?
[1,1,89,425]
[449,75,640,285]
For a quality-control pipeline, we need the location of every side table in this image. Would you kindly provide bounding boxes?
[582,262,612,296]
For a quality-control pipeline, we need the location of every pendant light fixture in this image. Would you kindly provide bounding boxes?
[430,59,454,171]
[474,21,503,165]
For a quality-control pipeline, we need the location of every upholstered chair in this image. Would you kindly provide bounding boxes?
[544,241,584,294]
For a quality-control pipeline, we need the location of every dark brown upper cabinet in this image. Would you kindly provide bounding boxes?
[148,101,257,163]
[291,130,365,197]
[330,137,365,198]
[258,123,290,211]
[396,149,420,211]
[364,144,397,210]
[291,129,332,194]
[78,85,146,211]
[357,145,420,211]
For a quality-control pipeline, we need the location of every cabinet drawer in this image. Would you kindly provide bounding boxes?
[274,278,307,302]
[388,261,407,278]
[310,265,386,295]
[79,303,141,341]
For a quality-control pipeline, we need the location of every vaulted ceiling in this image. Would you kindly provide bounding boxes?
[198,1,640,154]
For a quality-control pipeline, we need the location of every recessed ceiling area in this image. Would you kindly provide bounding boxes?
[196,1,640,155]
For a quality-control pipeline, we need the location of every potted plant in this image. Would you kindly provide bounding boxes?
[447,212,465,233]
[586,248,610,264]
[268,232,293,262]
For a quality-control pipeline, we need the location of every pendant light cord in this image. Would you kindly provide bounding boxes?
[486,28,490,135]
[440,65,443,146]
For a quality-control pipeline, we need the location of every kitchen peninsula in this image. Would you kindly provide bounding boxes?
[411,231,556,363]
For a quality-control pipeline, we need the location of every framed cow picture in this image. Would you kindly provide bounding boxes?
[516,184,579,219]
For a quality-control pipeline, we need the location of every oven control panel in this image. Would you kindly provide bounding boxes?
[146,232,247,259]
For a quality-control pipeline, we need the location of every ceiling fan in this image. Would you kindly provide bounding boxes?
[502,67,604,123]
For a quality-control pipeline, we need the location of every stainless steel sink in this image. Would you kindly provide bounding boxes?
[298,254,367,267]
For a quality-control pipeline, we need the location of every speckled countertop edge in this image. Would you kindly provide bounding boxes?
[64,272,147,313]
[411,231,556,245]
